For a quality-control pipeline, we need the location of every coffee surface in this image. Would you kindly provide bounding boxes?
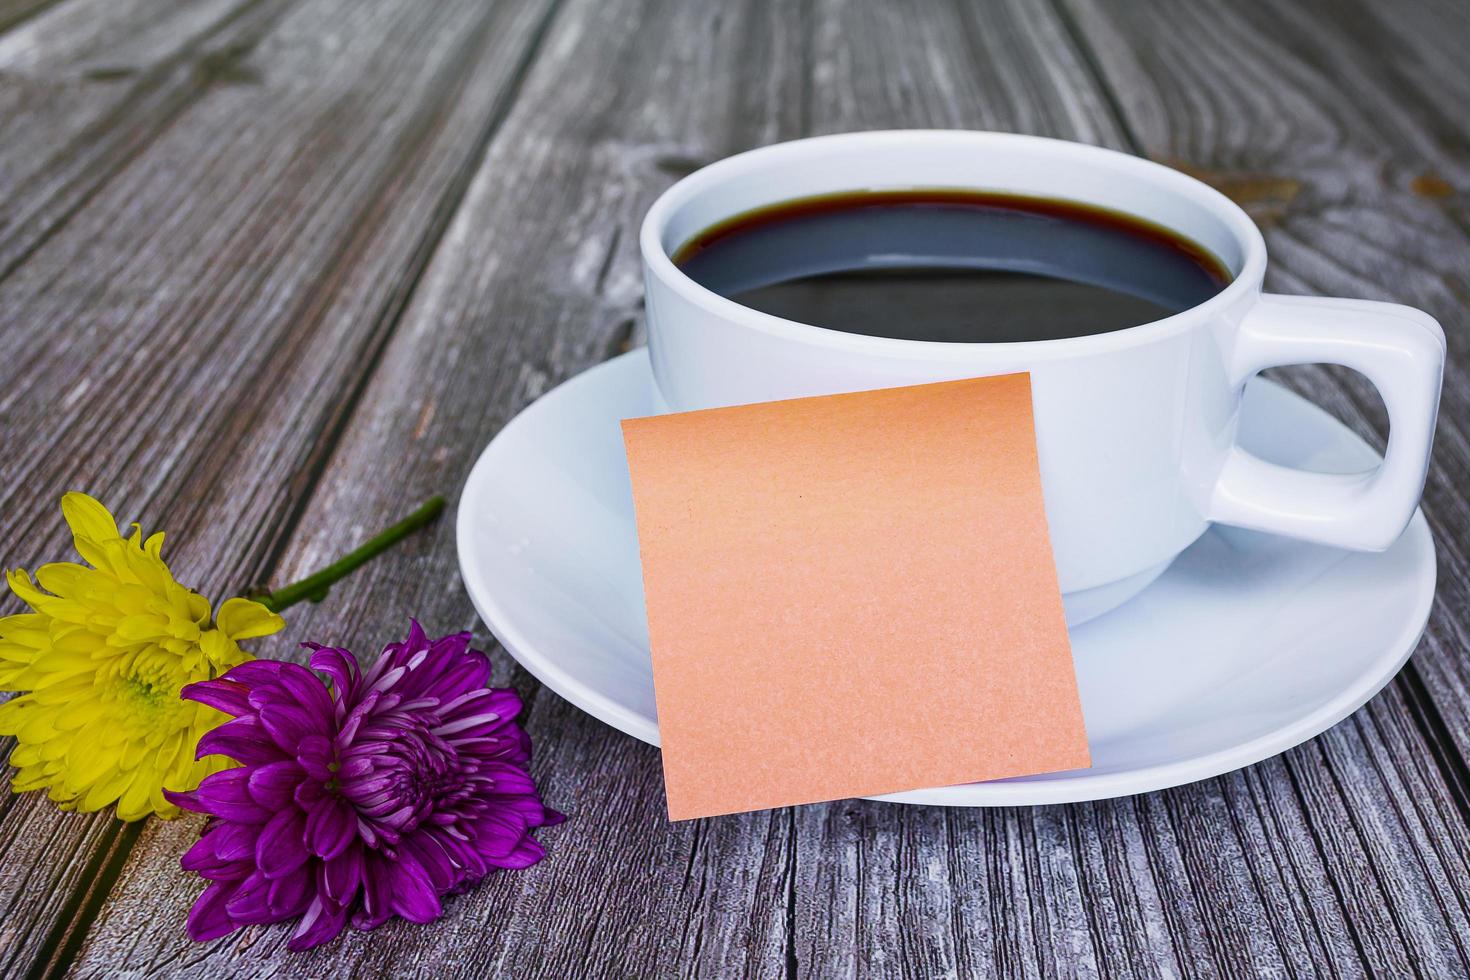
[673,190,1230,343]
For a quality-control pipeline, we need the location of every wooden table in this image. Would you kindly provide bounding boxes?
[3,0,1469,975]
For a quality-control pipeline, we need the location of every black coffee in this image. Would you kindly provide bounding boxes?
[673,190,1230,343]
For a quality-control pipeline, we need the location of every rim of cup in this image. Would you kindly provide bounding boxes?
[640,130,1269,360]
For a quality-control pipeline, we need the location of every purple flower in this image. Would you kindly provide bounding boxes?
[167,623,563,951]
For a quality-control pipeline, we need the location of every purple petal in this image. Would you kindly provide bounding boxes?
[307,644,360,706]
[196,717,283,765]
[164,788,205,814]
[294,778,326,809]
[275,665,337,725]
[208,821,259,863]
[266,867,314,919]
[402,620,430,655]
[193,769,271,823]
[421,655,492,705]
[467,810,531,859]
[223,659,289,686]
[431,712,503,737]
[179,678,252,717]
[247,760,304,809]
[476,762,537,795]
[400,832,456,891]
[486,834,548,870]
[223,870,276,924]
[256,807,310,879]
[334,690,381,749]
[288,895,348,952]
[295,734,336,782]
[386,855,443,924]
[181,832,252,879]
[259,703,326,752]
[322,848,364,904]
[435,831,488,880]
[353,854,396,931]
[305,796,356,860]
[186,881,241,942]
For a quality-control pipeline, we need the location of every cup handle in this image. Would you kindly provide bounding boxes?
[1207,293,1445,551]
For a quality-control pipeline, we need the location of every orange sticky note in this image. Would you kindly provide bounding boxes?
[621,374,1089,820]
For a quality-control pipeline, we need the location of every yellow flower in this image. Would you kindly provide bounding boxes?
[0,493,283,820]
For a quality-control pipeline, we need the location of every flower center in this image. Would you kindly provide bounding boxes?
[338,714,472,839]
[99,646,192,726]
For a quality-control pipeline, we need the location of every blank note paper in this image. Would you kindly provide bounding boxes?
[621,374,1089,820]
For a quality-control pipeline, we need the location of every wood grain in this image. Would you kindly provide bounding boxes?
[0,0,288,279]
[56,0,1470,977]
[0,0,562,974]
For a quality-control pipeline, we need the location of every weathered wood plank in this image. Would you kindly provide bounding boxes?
[0,0,66,36]
[66,1,1470,978]
[0,0,562,975]
[0,0,283,277]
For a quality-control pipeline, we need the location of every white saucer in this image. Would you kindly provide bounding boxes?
[457,350,1436,807]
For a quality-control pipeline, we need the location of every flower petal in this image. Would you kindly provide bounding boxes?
[307,644,360,702]
[274,662,336,720]
[305,796,356,860]
[209,821,259,863]
[246,759,304,810]
[266,866,314,919]
[387,854,443,924]
[223,659,289,686]
[60,492,120,544]
[289,895,348,951]
[488,834,548,870]
[295,734,336,782]
[353,854,396,931]
[196,717,282,765]
[193,769,271,823]
[181,829,253,879]
[186,881,241,943]
[401,832,456,892]
[180,678,253,717]
[256,807,311,880]
[215,597,284,641]
[322,847,364,905]
[259,699,330,751]
[223,870,276,924]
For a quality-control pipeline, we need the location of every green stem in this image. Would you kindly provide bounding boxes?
[252,496,445,613]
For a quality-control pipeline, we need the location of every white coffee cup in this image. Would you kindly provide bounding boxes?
[639,131,1445,624]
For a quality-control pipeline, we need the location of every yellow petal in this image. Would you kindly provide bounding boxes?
[6,570,47,611]
[120,737,148,771]
[60,493,120,543]
[115,773,154,821]
[53,695,103,732]
[215,597,284,641]
[61,496,127,573]
[0,697,28,735]
[80,767,133,812]
[34,562,87,600]
[9,743,41,767]
[0,612,51,646]
[113,614,166,643]
[185,592,210,627]
[17,705,61,742]
[66,735,119,786]
[150,784,178,819]
[13,767,56,794]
